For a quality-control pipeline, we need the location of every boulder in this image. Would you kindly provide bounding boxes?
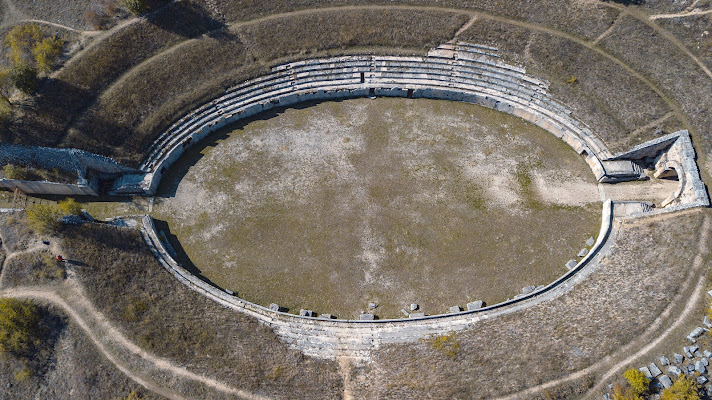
[648,363,662,377]
[659,356,670,366]
[299,309,313,317]
[668,365,682,376]
[705,350,712,358]
[703,357,709,366]
[659,374,673,389]
[586,237,595,246]
[696,361,706,374]
[269,303,280,312]
[674,353,684,364]
[565,259,577,270]
[467,300,483,311]
[684,347,694,358]
[449,306,461,313]
[368,302,378,309]
[410,303,419,312]
[321,314,333,319]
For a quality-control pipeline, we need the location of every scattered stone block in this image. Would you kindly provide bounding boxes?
[299,309,313,317]
[705,350,712,358]
[359,313,374,321]
[674,353,684,364]
[321,314,333,319]
[269,303,280,311]
[659,356,670,366]
[410,304,419,312]
[577,248,588,257]
[687,364,696,375]
[696,361,707,374]
[703,357,709,366]
[467,300,484,311]
[639,367,653,379]
[521,286,536,295]
[368,302,377,309]
[400,309,409,317]
[565,259,577,270]
[648,363,662,377]
[409,312,425,318]
[698,376,709,385]
[690,327,706,338]
[705,316,712,328]
[687,336,697,344]
[225,289,234,295]
[708,289,712,297]
[696,350,704,358]
[449,306,461,313]
[684,347,694,358]
[659,374,673,389]
[668,366,682,376]
[586,237,595,246]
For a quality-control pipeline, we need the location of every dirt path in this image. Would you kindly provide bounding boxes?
[650,8,712,20]
[495,213,711,399]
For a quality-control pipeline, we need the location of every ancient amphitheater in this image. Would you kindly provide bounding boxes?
[1,1,712,399]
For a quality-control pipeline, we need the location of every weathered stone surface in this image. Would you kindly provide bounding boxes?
[705,350,712,358]
[359,313,374,321]
[410,304,419,312]
[449,306,461,313]
[467,300,483,311]
[659,374,673,389]
[674,353,685,364]
[577,248,588,257]
[690,327,706,338]
[648,363,662,377]
[698,376,709,385]
[668,365,682,376]
[408,312,425,318]
[269,303,280,311]
[639,367,653,379]
[586,237,595,246]
[565,259,577,270]
[688,336,697,344]
[659,356,670,366]
[703,357,709,366]
[299,309,313,317]
[521,286,536,295]
[321,314,333,319]
[696,350,704,358]
[687,364,696,375]
[684,347,694,358]
[696,361,707,374]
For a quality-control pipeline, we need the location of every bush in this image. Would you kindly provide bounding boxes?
[9,63,38,94]
[121,0,149,14]
[32,36,65,73]
[26,204,62,233]
[623,368,650,395]
[661,375,700,400]
[58,198,82,216]
[2,164,26,180]
[0,299,42,359]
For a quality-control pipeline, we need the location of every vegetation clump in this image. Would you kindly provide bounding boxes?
[26,204,63,233]
[121,0,149,14]
[660,375,700,400]
[0,298,43,359]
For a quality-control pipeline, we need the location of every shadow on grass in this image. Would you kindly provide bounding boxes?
[147,1,226,38]
[155,97,357,198]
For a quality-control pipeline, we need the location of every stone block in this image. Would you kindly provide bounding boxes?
[269,303,280,312]
[467,300,484,311]
[696,350,704,358]
[707,289,712,297]
[368,302,377,309]
[586,237,595,246]
[705,316,712,329]
[696,361,706,374]
[521,286,536,294]
[449,306,461,313]
[687,336,697,344]
[698,376,709,385]
[690,345,699,354]
[321,314,333,319]
[565,259,577,270]
[684,347,694,358]
[410,304,419,312]
[705,350,712,358]
[668,365,682,376]
[299,309,313,317]
[659,374,673,389]
[639,367,653,379]
[659,356,670,366]
[686,364,696,375]
[400,309,409,317]
[703,357,709,366]
[359,313,374,321]
[409,312,425,318]
[690,327,706,338]
[674,353,684,364]
[577,248,588,257]
[648,363,662,377]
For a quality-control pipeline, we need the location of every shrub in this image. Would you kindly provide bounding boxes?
[32,36,65,73]
[2,164,26,180]
[121,0,149,14]
[26,204,62,233]
[58,198,82,215]
[0,299,42,359]
[9,63,38,94]
[623,368,650,395]
[660,375,700,400]
[428,332,460,359]
[4,24,43,66]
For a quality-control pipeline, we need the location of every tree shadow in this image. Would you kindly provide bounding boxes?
[147,1,226,38]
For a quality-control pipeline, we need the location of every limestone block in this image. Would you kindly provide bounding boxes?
[698,376,709,385]
[368,302,378,309]
[320,314,333,319]
[467,301,483,311]
[690,327,706,338]
[659,375,673,389]
[299,309,313,317]
[686,364,696,375]
[400,309,409,317]
[565,259,577,270]
[359,313,374,321]
[409,313,425,318]
[703,358,709,366]
[674,353,685,364]
[659,356,670,366]
[698,361,708,374]
[586,237,595,246]
[449,306,461,313]
[704,316,712,328]
[521,286,536,294]
[648,363,662,377]
[668,365,682,376]
[639,367,653,379]
[684,347,694,358]
[269,303,280,312]
[706,350,712,358]
[577,248,588,257]
[410,304,419,312]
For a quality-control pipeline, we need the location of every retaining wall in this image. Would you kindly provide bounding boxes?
[132,42,615,194]
[140,200,614,360]
[0,178,98,196]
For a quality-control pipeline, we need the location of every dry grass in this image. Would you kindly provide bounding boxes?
[350,211,706,399]
[0,212,33,253]
[60,222,342,399]
[2,250,66,287]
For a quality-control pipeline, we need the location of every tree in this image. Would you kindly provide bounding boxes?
[623,368,650,395]
[26,203,62,233]
[0,298,42,359]
[661,376,701,400]
[32,36,65,73]
[58,198,82,216]
[4,24,43,66]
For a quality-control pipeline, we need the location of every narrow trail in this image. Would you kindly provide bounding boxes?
[650,8,712,20]
[495,213,711,399]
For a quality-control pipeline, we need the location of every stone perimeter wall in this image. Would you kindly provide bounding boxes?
[129,42,614,194]
[140,200,614,360]
[0,179,98,196]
